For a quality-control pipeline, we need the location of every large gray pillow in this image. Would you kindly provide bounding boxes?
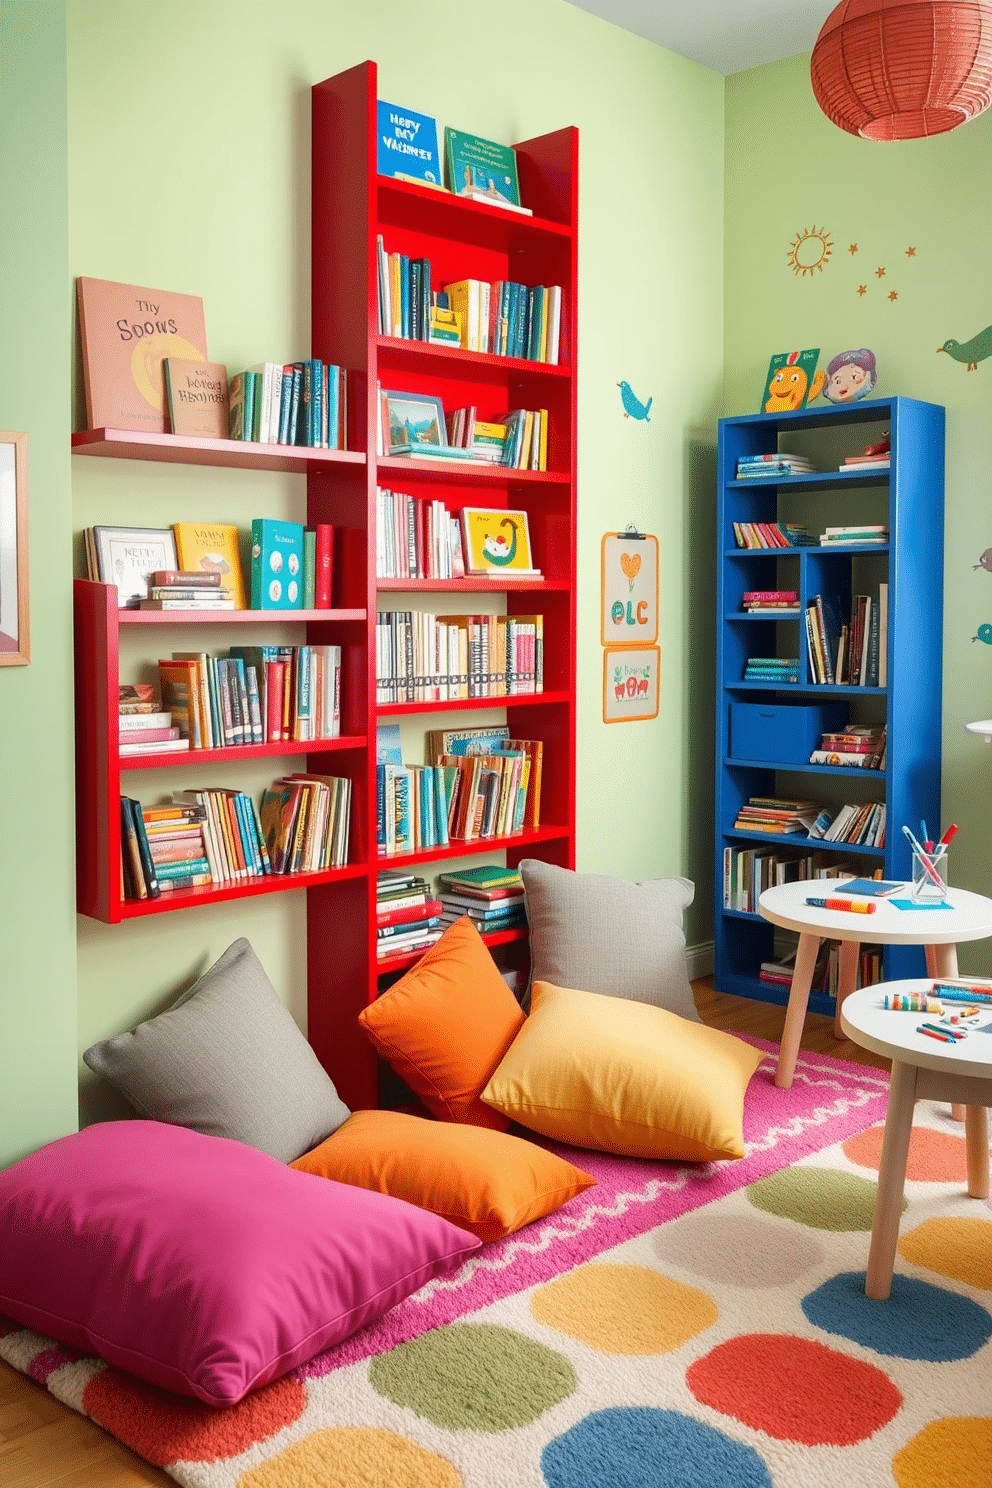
[83,937,350,1162]
[518,860,698,1020]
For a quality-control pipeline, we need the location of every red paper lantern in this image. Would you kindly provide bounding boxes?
[811,0,992,140]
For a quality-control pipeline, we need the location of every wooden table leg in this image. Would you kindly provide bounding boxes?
[928,943,967,1121]
[834,938,860,1041]
[866,1059,918,1301]
[965,1106,990,1199]
[775,932,821,1090]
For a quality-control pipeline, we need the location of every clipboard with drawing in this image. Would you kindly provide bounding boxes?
[600,529,658,647]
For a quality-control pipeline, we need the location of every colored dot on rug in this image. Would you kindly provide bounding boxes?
[81,1369,306,1467]
[747,1166,897,1231]
[686,1333,901,1445]
[530,1263,717,1354]
[652,1210,824,1288]
[368,1323,575,1431]
[541,1407,772,1488]
[892,1416,992,1488]
[802,1271,992,1361]
[844,1123,969,1182]
[898,1216,992,1290]
[236,1426,463,1488]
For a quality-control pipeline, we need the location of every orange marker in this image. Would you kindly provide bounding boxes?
[805,897,876,913]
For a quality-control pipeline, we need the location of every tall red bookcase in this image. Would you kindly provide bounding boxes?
[73,60,578,1111]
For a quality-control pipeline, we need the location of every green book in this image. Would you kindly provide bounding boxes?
[438,865,522,890]
[444,126,521,206]
[303,528,316,610]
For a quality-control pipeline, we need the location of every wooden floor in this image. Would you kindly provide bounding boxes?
[0,978,890,1488]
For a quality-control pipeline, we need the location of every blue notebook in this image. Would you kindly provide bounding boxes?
[840,877,905,897]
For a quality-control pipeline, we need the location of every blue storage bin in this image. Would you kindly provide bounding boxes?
[730,701,848,764]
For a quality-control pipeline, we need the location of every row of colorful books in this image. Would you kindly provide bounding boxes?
[733,797,822,836]
[732,521,816,548]
[448,406,549,471]
[377,746,538,854]
[804,586,887,687]
[740,589,799,615]
[249,519,334,610]
[375,872,443,961]
[149,643,341,749]
[735,453,817,479]
[733,793,886,847]
[229,360,348,448]
[760,940,883,993]
[722,845,857,912]
[810,800,886,848]
[376,488,466,580]
[808,725,886,769]
[743,656,798,683]
[258,773,352,874]
[375,610,543,703]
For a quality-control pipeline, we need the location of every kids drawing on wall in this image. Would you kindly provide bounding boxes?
[821,347,877,403]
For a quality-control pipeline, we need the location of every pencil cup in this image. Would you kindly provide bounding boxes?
[911,845,948,903]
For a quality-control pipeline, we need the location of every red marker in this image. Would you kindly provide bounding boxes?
[938,823,959,847]
[805,897,876,913]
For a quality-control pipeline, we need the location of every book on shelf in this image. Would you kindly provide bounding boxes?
[139,596,235,610]
[172,522,247,608]
[150,569,224,589]
[460,508,538,576]
[376,99,444,188]
[119,735,190,756]
[735,453,816,478]
[436,865,523,894]
[444,125,522,207]
[163,358,229,439]
[733,520,816,549]
[377,897,444,930]
[733,797,823,835]
[250,519,304,609]
[376,488,466,580]
[76,277,208,434]
[376,611,542,703]
[86,526,179,607]
[314,524,334,608]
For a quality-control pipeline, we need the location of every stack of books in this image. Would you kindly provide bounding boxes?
[117,683,189,757]
[228,359,348,449]
[808,800,886,848]
[741,589,800,616]
[375,488,466,579]
[818,524,888,546]
[257,774,352,874]
[376,871,444,962]
[808,725,886,768]
[743,656,799,683]
[735,453,817,479]
[733,521,816,548]
[138,569,234,611]
[120,798,213,900]
[839,452,890,472]
[436,866,527,935]
[733,797,824,835]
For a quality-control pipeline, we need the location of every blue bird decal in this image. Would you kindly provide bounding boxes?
[618,381,652,422]
[972,624,992,645]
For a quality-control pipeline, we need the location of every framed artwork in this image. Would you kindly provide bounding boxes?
[383,389,447,452]
[603,646,660,723]
[0,432,29,666]
[91,525,178,608]
[601,531,658,646]
[461,507,537,575]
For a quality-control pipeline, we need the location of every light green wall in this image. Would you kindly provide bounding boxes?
[725,55,992,971]
[0,1,78,1164]
[66,1,724,1131]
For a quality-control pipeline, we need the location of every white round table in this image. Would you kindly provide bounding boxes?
[757,880,992,1088]
[840,979,992,1300]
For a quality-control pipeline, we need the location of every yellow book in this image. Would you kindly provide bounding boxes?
[539,408,548,471]
[519,411,534,470]
[539,292,549,363]
[172,523,247,608]
[442,281,475,349]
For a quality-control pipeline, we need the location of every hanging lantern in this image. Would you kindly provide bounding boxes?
[811,0,992,140]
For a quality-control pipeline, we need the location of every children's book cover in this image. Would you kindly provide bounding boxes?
[460,508,537,575]
[77,277,208,433]
[760,349,823,414]
[173,522,247,608]
[444,127,521,206]
[164,358,229,439]
[376,100,443,188]
[249,519,304,609]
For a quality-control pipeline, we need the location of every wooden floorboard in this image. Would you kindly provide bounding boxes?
[0,977,890,1487]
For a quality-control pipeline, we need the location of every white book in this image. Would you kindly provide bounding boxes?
[878,581,888,688]
[119,711,173,729]
[545,286,562,365]
[119,737,191,755]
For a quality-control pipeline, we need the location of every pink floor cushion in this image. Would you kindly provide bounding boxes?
[0,1120,480,1405]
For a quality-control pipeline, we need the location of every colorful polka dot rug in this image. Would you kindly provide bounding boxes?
[3,1040,991,1487]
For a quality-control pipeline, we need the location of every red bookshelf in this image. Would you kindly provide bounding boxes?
[72,60,577,1112]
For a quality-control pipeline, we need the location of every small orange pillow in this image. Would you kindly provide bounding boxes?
[357,916,525,1129]
[292,1109,595,1242]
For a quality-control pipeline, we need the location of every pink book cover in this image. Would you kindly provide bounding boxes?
[77,277,208,433]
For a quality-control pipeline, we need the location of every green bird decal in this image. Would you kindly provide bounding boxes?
[482,516,518,567]
[937,325,992,372]
[972,623,992,645]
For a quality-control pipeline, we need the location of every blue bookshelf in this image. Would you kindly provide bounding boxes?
[714,396,945,1014]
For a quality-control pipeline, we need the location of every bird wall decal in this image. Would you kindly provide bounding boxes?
[973,548,992,574]
[937,326,992,371]
[971,624,992,645]
[618,381,652,421]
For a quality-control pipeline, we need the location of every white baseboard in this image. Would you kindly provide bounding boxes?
[686,941,714,981]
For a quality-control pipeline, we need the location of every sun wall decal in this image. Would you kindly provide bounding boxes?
[787,226,833,277]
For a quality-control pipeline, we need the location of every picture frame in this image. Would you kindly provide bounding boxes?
[383,389,447,453]
[91,525,179,609]
[603,645,661,723]
[601,531,658,646]
[460,507,538,576]
[0,432,29,666]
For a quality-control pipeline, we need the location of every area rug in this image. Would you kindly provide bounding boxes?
[3,1044,991,1486]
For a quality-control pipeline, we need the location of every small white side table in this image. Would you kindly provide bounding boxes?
[841,979,992,1300]
[757,880,992,1088]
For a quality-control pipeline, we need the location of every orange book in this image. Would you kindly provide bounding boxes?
[172,523,247,609]
[77,277,208,433]
[164,358,229,439]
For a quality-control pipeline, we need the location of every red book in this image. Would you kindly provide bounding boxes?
[151,570,222,588]
[315,524,334,608]
[266,659,286,742]
[376,897,443,928]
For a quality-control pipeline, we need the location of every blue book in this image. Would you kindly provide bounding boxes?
[376,723,403,763]
[376,100,443,188]
[434,766,449,848]
[376,764,387,850]
[250,519,304,609]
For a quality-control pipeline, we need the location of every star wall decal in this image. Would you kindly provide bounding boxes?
[906,246,916,257]
[889,291,898,301]
[876,266,886,278]
[849,243,858,254]
[857,284,867,296]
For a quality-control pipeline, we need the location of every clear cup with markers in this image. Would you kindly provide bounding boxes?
[911,845,948,903]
